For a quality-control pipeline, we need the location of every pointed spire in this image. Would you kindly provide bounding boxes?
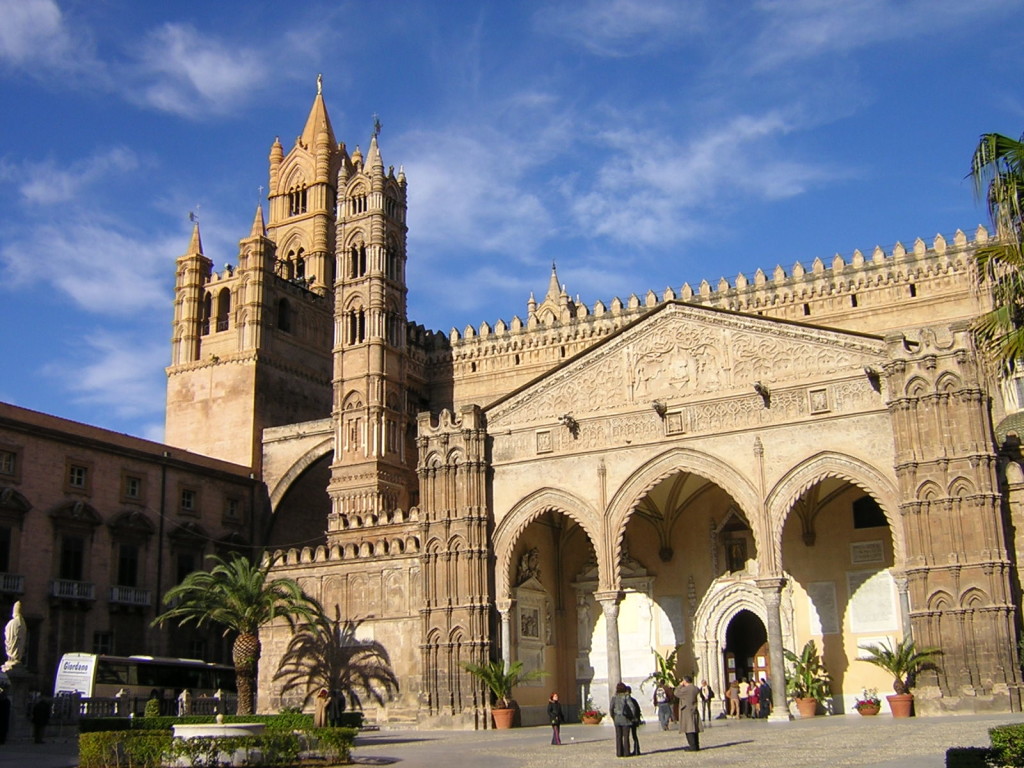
[545,262,561,302]
[300,75,336,150]
[187,222,203,255]
[249,204,266,238]
[368,133,383,170]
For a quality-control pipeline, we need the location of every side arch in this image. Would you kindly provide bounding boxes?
[493,488,602,598]
[606,448,761,586]
[766,451,904,566]
[269,437,334,511]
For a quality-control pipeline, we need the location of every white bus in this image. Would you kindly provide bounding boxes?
[54,653,236,699]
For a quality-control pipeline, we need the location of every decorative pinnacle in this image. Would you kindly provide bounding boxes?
[317,73,322,95]
[373,114,382,139]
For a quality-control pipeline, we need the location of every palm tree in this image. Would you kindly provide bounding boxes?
[153,553,321,714]
[970,132,1024,372]
[274,612,399,713]
[858,637,940,695]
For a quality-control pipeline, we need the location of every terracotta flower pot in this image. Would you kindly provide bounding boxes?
[886,693,913,718]
[581,714,603,725]
[856,704,880,716]
[492,707,515,729]
[795,697,819,718]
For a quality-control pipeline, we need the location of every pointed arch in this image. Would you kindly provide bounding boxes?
[493,488,601,599]
[268,437,333,511]
[767,451,903,566]
[606,448,760,588]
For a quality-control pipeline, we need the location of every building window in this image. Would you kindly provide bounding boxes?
[176,551,198,584]
[122,473,144,503]
[215,288,231,332]
[60,535,85,581]
[180,488,198,515]
[93,631,114,655]
[288,185,308,216]
[66,463,90,492]
[117,543,139,587]
[277,299,291,333]
[224,497,241,524]
[0,526,10,573]
[0,450,16,478]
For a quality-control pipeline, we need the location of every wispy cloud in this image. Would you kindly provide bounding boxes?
[8,147,140,205]
[42,329,168,423]
[535,0,707,57]
[0,0,94,73]
[0,216,175,315]
[126,23,268,117]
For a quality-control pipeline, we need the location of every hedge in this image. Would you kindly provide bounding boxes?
[945,746,994,768]
[990,724,1024,767]
[78,727,357,768]
[80,712,315,733]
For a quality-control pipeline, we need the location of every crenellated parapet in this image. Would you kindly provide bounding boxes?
[419,227,990,410]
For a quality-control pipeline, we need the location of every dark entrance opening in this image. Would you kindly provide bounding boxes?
[723,609,768,684]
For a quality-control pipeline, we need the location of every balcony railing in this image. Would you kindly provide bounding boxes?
[49,579,95,600]
[0,573,24,593]
[108,585,152,607]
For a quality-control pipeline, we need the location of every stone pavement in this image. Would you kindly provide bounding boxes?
[0,712,1019,768]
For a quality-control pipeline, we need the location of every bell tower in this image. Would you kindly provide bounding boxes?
[326,127,417,532]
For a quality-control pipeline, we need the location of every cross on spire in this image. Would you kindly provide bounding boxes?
[373,114,382,139]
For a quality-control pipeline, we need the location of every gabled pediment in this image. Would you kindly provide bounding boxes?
[487,301,886,428]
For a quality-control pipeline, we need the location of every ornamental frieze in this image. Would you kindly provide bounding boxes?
[487,303,886,428]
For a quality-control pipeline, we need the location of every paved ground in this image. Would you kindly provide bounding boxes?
[0,712,1018,767]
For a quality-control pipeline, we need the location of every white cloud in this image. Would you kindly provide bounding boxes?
[535,0,707,57]
[0,217,175,315]
[749,0,1018,71]
[127,23,269,117]
[0,0,81,70]
[15,147,139,205]
[42,329,168,422]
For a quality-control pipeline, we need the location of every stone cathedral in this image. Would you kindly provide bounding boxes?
[164,81,1024,725]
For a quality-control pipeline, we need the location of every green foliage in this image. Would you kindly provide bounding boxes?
[461,659,545,708]
[79,731,172,768]
[306,727,358,763]
[990,724,1024,767]
[640,649,679,692]
[168,733,302,767]
[969,131,1024,373]
[79,713,314,733]
[145,697,162,718]
[945,746,995,768]
[857,636,941,695]
[783,640,830,703]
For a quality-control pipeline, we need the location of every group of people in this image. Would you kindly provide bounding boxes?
[724,677,772,719]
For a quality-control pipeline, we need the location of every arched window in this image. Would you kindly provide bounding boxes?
[278,298,291,333]
[349,244,367,278]
[215,288,230,332]
[201,292,212,335]
[288,185,307,216]
[295,248,305,280]
[347,308,366,344]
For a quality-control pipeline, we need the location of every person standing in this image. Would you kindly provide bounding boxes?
[0,689,9,745]
[625,685,641,756]
[737,678,750,718]
[748,680,760,717]
[758,678,772,719]
[698,680,714,724]
[674,676,701,752]
[610,682,633,758]
[314,688,332,728]
[547,692,564,745]
[654,683,672,731]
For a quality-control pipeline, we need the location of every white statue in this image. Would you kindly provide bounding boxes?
[3,601,26,671]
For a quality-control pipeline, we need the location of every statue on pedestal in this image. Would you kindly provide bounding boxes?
[2,602,26,672]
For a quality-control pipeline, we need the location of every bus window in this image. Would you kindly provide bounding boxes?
[95,660,130,686]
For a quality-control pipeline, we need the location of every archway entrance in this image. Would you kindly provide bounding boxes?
[723,609,768,685]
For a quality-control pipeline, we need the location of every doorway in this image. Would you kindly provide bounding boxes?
[723,609,768,684]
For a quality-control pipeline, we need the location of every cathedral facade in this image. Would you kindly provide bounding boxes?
[164,82,1024,725]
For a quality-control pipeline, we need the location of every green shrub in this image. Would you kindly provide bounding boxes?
[144,698,162,718]
[990,724,1024,767]
[79,712,314,733]
[946,746,994,768]
[308,727,358,763]
[79,730,172,768]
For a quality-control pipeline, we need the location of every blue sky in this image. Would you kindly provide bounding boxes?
[1,0,1023,442]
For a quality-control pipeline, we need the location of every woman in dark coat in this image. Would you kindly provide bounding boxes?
[610,681,633,757]
[674,676,701,752]
[547,692,564,745]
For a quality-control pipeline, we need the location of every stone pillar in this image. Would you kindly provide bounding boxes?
[892,572,912,638]
[497,598,513,669]
[756,577,791,722]
[596,591,623,704]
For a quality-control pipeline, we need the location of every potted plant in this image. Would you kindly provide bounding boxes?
[462,659,544,729]
[783,639,830,718]
[858,637,940,718]
[580,697,605,724]
[853,688,881,716]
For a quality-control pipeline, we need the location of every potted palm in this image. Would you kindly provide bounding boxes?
[784,640,830,718]
[462,659,544,729]
[858,637,940,718]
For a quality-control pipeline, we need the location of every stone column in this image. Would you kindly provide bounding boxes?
[596,591,624,703]
[756,577,791,722]
[892,572,912,638]
[496,598,513,668]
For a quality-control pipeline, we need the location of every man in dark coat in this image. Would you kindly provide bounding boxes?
[674,676,701,752]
